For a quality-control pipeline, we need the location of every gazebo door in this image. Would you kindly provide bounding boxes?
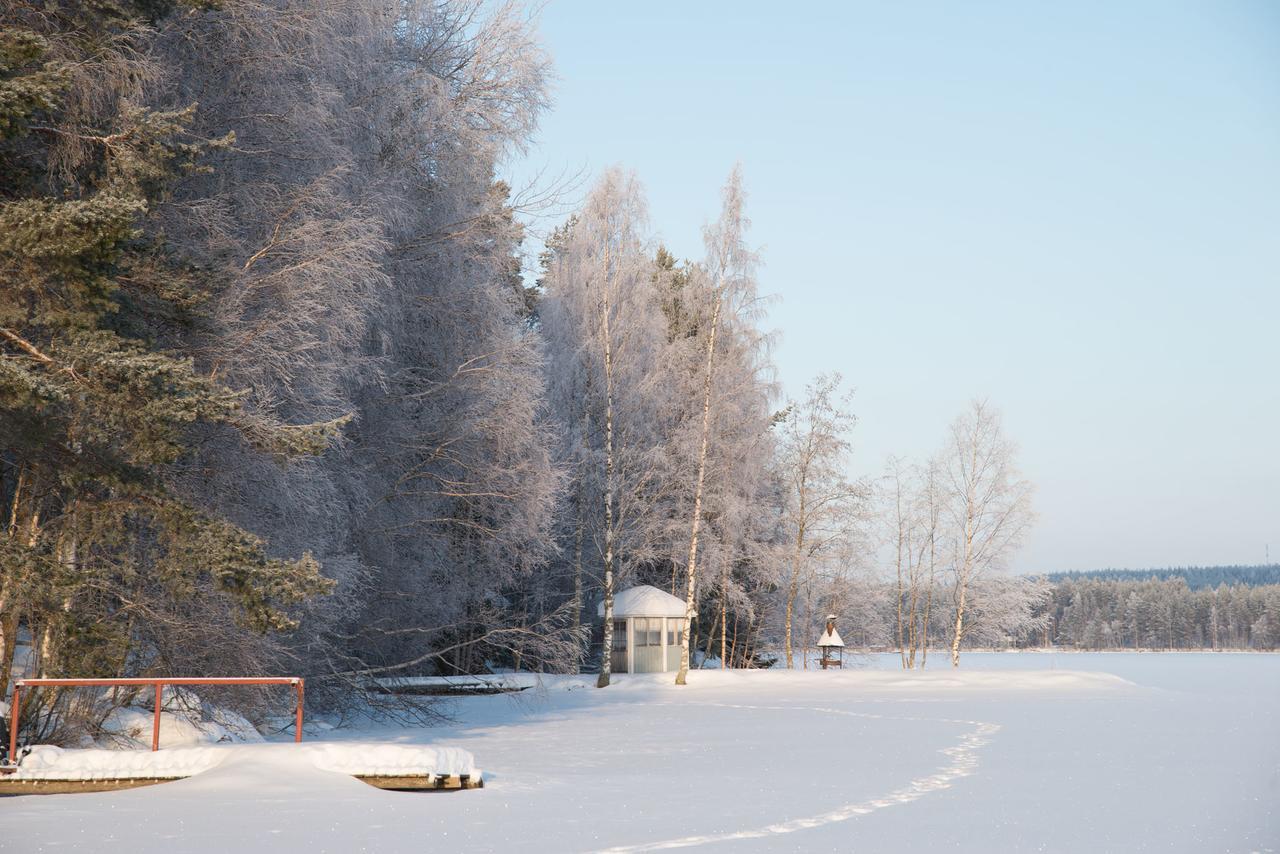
[631,618,664,672]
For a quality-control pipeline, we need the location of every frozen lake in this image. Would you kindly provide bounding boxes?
[2,652,1277,853]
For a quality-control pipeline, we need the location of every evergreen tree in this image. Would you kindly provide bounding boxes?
[0,4,336,695]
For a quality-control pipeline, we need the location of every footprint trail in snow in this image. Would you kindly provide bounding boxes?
[596,701,1002,852]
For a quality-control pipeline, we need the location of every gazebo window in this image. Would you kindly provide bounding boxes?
[611,620,627,651]
[666,620,682,647]
[633,617,661,647]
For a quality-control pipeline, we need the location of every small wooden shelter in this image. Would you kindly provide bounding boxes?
[598,585,688,674]
[816,614,845,669]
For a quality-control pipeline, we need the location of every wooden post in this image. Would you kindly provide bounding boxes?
[7,684,19,761]
[294,679,304,743]
[152,682,162,751]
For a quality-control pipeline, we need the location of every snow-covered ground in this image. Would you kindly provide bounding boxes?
[2,653,1276,853]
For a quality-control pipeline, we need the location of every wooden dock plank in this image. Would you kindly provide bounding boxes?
[0,777,183,796]
[355,773,483,791]
[0,772,483,795]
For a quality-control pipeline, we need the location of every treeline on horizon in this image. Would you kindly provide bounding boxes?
[1044,565,1280,590]
[860,573,1280,658]
[1019,575,1280,651]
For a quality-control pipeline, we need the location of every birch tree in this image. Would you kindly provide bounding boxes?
[884,457,941,669]
[675,165,762,685]
[540,169,667,687]
[776,375,865,668]
[940,400,1036,666]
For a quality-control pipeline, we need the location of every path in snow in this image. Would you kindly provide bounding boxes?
[598,702,1001,852]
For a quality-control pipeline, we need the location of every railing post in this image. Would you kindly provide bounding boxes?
[152,682,162,751]
[294,679,304,744]
[8,684,20,762]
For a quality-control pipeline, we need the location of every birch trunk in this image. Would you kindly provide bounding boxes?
[895,493,906,669]
[675,285,722,685]
[951,505,976,667]
[921,529,936,668]
[784,574,800,669]
[719,556,728,669]
[596,242,616,689]
[784,511,805,668]
[571,494,584,668]
[570,404,588,669]
[950,583,966,667]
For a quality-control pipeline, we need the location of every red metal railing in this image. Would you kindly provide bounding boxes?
[7,677,304,760]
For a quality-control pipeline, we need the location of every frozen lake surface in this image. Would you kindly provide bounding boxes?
[2,652,1277,853]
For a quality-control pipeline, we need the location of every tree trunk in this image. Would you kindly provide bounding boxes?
[728,611,739,669]
[921,533,935,668]
[719,556,728,669]
[741,611,758,669]
[0,611,16,701]
[597,243,616,689]
[702,607,720,669]
[950,583,966,668]
[676,288,723,686]
[1,463,30,698]
[784,576,800,669]
[571,482,585,670]
[896,524,906,669]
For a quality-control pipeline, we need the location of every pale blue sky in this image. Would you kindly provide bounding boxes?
[505,1,1279,573]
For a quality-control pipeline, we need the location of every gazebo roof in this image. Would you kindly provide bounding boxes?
[817,627,845,647]
[598,585,688,618]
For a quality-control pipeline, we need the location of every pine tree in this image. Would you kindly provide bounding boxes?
[0,5,337,694]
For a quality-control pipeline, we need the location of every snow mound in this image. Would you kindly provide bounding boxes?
[306,743,477,777]
[100,705,265,749]
[11,745,226,780]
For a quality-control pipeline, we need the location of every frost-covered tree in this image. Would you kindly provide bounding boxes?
[954,575,1051,649]
[883,457,941,669]
[939,400,1035,667]
[150,0,565,685]
[540,169,669,687]
[775,375,865,668]
[674,165,773,684]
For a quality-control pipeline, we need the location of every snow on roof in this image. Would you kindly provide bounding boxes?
[817,628,845,647]
[597,585,688,618]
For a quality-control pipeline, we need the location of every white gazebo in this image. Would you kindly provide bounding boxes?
[598,585,689,674]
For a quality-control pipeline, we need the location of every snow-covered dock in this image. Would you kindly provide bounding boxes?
[0,742,481,795]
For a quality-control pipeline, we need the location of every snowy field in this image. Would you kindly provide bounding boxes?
[2,653,1277,853]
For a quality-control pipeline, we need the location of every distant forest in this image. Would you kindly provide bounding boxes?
[1023,566,1280,651]
[1045,565,1280,590]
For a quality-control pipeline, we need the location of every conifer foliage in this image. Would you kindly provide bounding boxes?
[0,2,334,696]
